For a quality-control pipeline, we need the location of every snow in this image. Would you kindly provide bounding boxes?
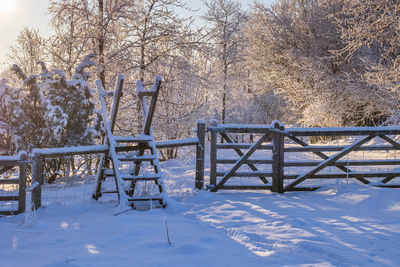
[1,152,400,266]
[32,145,108,156]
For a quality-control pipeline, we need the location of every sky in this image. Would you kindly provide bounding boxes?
[0,0,274,70]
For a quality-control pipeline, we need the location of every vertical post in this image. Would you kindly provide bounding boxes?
[195,120,206,190]
[110,74,124,133]
[272,122,285,193]
[18,152,27,214]
[31,154,44,210]
[209,119,218,191]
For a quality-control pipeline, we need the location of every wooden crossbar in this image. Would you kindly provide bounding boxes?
[220,133,269,184]
[288,135,370,185]
[215,133,270,190]
[284,135,375,191]
[376,135,400,184]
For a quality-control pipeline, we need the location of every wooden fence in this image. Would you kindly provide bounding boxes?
[209,120,400,193]
[29,120,206,209]
[0,152,28,215]
[6,119,400,214]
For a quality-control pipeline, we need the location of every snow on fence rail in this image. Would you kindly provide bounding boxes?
[0,152,28,215]
[28,120,206,210]
[209,120,400,193]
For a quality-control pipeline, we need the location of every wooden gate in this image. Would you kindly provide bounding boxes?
[209,120,280,192]
[0,152,28,215]
[209,120,400,193]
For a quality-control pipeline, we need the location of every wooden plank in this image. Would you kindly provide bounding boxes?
[216,171,272,177]
[0,210,20,216]
[219,185,272,190]
[195,120,206,190]
[283,171,400,179]
[378,135,400,149]
[284,145,399,152]
[156,138,198,148]
[0,178,20,185]
[284,135,375,191]
[18,153,27,213]
[210,125,400,135]
[220,132,269,184]
[216,133,270,190]
[210,124,274,133]
[0,160,19,166]
[0,166,15,174]
[32,145,109,158]
[374,184,400,188]
[31,154,44,210]
[285,187,320,191]
[0,196,19,201]
[217,143,272,150]
[141,76,161,136]
[137,91,156,97]
[217,159,273,164]
[272,129,285,193]
[288,135,370,184]
[115,144,150,152]
[284,159,400,167]
[210,120,218,191]
[110,74,124,133]
[217,159,400,167]
[287,126,400,136]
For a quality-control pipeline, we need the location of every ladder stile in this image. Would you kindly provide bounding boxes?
[93,75,167,210]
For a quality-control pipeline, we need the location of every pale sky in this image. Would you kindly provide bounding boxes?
[0,0,274,69]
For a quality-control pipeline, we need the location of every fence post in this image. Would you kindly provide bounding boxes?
[209,119,218,191]
[31,153,44,210]
[272,121,285,193]
[195,119,206,190]
[18,152,27,213]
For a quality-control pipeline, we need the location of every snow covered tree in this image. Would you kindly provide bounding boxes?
[334,0,400,125]
[0,55,99,155]
[202,0,247,124]
[48,0,130,88]
[243,0,392,127]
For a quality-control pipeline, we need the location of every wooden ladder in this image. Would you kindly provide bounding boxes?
[93,75,167,209]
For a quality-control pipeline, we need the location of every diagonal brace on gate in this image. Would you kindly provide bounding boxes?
[220,132,269,185]
[216,133,270,190]
[288,135,370,185]
[377,135,400,184]
[285,134,376,191]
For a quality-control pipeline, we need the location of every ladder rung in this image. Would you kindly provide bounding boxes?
[115,145,150,152]
[0,178,20,185]
[101,190,118,194]
[128,196,163,201]
[122,175,162,181]
[0,195,19,201]
[117,155,156,161]
[137,91,157,98]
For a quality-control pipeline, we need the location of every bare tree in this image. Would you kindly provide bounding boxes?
[202,0,247,124]
[49,0,129,86]
[6,27,47,74]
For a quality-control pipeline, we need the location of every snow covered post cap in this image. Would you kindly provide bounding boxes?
[210,119,218,127]
[17,150,27,158]
[272,120,285,130]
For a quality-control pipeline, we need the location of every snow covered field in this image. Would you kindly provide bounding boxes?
[1,156,400,266]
